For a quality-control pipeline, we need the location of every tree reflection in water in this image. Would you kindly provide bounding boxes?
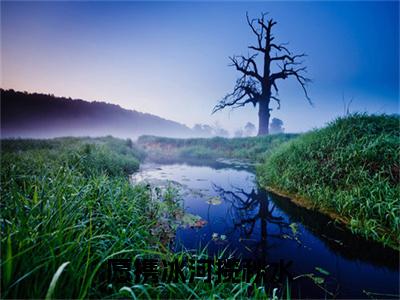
[212,183,295,260]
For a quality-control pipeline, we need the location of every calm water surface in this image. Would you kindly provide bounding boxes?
[132,160,399,299]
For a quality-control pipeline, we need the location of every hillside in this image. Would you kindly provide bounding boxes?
[0,89,192,138]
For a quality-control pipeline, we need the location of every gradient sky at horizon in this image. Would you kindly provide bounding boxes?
[1,1,399,134]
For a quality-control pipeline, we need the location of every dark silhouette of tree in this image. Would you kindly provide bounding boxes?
[213,12,312,136]
[212,183,292,259]
[269,117,284,134]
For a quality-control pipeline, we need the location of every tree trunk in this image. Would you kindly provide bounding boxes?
[258,99,270,136]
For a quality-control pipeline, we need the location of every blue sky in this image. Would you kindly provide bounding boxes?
[1,1,399,133]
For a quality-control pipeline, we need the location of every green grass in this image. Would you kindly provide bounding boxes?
[0,137,151,298]
[4,114,396,298]
[137,134,298,162]
[1,136,145,176]
[1,137,279,299]
[257,114,400,249]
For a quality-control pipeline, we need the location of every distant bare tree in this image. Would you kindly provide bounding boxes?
[213,12,312,135]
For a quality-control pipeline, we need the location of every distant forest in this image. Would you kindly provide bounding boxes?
[1,89,193,138]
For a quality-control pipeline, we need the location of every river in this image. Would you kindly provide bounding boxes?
[132,159,399,299]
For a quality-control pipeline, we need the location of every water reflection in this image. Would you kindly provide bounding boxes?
[212,184,294,259]
[269,191,399,269]
[134,162,399,298]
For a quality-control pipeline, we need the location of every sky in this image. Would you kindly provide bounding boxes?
[1,1,399,134]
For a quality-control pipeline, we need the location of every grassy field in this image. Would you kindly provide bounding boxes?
[137,134,298,162]
[257,114,400,249]
[1,137,275,299]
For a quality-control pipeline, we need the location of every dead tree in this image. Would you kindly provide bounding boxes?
[213,12,312,136]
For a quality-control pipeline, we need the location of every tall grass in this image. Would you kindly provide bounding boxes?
[137,134,298,162]
[1,137,280,299]
[111,250,285,300]
[257,114,400,249]
[0,137,154,298]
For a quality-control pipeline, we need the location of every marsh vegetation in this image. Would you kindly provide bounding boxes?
[1,114,399,298]
[257,114,400,249]
[0,137,275,298]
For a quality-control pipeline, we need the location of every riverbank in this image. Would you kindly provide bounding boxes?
[257,114,400,250]
[2,114,398,298]
[130,160,399,298]
[266,186,350,225]
[1,137,155,298]
[137,114,399,250]
[0,137,274,299]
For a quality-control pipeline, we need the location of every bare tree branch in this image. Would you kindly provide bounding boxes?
[272,81,279,93]
[229,55,263,82]
[212,76,261,114]
[214,12,312,135]
[270,42,291,54]
[271,53,306,62]
[269,53,312,105]
[270,95,281,109]
[258,18,277,38]
[246,12,263,50]
[248,45,266,53]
